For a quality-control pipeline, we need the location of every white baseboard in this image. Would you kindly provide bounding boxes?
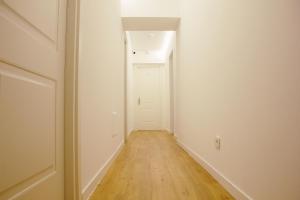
[177,140,253,200]
[127,129,135,136]
[82,141,124,200]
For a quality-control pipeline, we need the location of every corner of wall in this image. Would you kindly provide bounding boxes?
[176,139,253,200]
[81,141,124,200]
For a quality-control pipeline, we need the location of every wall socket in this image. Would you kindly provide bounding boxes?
[215,136,221,150]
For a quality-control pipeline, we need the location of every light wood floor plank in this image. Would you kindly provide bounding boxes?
[90,131,235,200]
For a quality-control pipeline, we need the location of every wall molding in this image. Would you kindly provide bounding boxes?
[176,140,253,200]
[81,141,124,200]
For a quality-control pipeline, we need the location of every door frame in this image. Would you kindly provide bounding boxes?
[133,63,164,131]
[124,33,128,143]
[169,51,175,134]
[65,0,81,199]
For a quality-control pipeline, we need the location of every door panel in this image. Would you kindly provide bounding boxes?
[3,0,58,41]
[0,64,56,199]
[134,65,162,130]
[0,0,65,199]
[0,0,63,77]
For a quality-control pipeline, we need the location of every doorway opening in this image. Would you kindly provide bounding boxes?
[124,31,176,138]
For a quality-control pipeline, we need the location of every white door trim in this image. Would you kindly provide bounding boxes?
[65,0,81,199]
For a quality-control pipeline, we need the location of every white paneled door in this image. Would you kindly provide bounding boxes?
[0,0,66,199]
[134,64,162,130]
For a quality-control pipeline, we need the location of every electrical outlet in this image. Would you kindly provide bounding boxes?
[215,136,221,150]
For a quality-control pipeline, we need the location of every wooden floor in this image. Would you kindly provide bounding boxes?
[90,131,234,200]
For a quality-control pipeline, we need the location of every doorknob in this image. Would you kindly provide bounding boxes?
[138,97,141,105]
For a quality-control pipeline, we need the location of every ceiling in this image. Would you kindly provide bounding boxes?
[129,31,167,52]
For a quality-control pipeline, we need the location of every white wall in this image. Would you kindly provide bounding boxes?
[176,0,300,199]
[121,0,180,17]
[78,0,124,198]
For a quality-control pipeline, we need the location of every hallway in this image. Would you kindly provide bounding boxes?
[90,131,234,200]
[1,0,299,199]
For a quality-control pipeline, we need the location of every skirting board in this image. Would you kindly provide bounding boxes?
[82,141,124,200]
[127,129,135,136]
[176,140,253,200]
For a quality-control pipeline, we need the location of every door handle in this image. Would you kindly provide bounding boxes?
[138,97,141,105]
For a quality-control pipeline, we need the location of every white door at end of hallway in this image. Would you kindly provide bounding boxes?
[134,64,162,131]
[0,0,66,199]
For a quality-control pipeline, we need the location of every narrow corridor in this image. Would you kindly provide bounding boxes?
[1,0,300,199]
[90,131,234,200]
